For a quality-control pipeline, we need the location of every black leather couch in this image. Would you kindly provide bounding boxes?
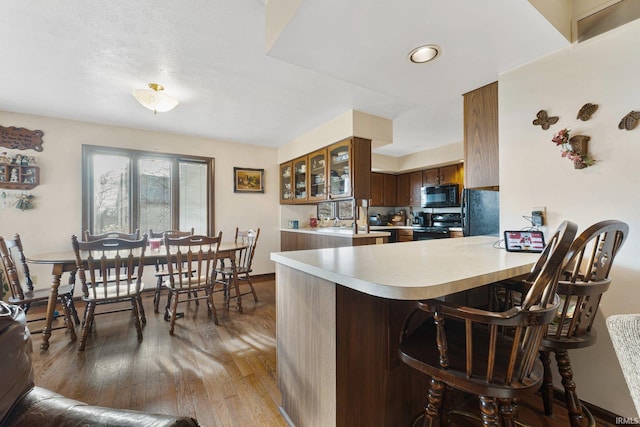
[0,301,200,427]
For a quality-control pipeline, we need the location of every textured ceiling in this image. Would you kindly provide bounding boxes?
[0,1,568,157]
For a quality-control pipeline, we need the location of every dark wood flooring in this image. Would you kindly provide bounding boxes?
[27,279,616,427]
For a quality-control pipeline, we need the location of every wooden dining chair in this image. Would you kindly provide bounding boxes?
[538,220,628,426]
[398,220,578,427]
[214,228,260,309]
[149,228,194,313]
[71,233,148,351]
[0,234,78,341]
[163,232,222,335]
[82,229,140,241]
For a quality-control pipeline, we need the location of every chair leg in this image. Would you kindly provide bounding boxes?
[154,276,162,313]
[79,302,96,351]
[497,398,516,427]
[206,287,219,325]
[131,298,143,341]
[169,293,180,335]
[556,350,586,427]
[60,296,77,342]
[65,295,81,326]
[164,291,173,322]
[244,275,258,302]
[136,295,146,326]
[478,396,500,427]
[417,377,444,427]
[540,350,554,416]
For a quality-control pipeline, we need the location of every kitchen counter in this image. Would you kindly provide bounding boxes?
[271,236,539,426]
[280,227,389,252]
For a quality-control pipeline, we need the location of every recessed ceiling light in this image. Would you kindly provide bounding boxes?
[408,45,440,64]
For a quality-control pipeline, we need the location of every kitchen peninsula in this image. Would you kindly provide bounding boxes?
[280,226,389,251]
[270,236,540,427]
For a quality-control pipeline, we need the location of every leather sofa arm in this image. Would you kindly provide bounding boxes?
[2,386,200,427]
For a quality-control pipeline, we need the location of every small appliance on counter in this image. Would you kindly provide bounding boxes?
[368,214,388,226]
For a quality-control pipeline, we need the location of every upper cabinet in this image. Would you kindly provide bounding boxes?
[395,173,410,206]
[370,173,396,207]
[408,171,423,207]
[292,156,308,203]
[423,164,462,186]
[280,137,371,205]
[308,148,327,202]
[463,81,499,189]
[280,162,293,203]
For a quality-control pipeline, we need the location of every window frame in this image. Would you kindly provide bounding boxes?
[81,144,215,236]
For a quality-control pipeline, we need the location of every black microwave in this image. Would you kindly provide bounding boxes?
[421,184,459,208]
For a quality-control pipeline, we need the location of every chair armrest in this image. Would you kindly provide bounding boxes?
[3,386,200,427]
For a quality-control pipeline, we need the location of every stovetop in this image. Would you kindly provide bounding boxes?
[412,226,450,233]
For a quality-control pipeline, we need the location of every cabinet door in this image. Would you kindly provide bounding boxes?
[280,162,293,204]
[464,81,499,188]
[382,174,396,206]
[328,139,352,199]
[408,171,423,206]
[292,157,308,203]
[395,173,410,206]
[439,164,461,185]
[423,169,440,186]
[370,172,384,206]
[307,149,327,202]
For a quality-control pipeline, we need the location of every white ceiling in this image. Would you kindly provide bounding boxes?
[0,1,568,157]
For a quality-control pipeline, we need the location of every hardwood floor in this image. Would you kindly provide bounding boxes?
[28,279,616,427]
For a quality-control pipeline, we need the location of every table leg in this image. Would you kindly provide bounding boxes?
[41,265,63,351]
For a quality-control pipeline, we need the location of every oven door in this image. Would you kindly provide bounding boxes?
[412,228,451,240]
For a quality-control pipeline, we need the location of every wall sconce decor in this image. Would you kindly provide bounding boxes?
[132,83,179,114]
[552,128,594,169]
[532,110,559,130]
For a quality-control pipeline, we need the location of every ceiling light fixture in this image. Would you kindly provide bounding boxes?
[132,83,179,114]
[408,45,440,64]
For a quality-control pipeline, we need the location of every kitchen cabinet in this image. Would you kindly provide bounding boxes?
[463,81,499,189]
[280,162,293,203]
[408,171,423,207]
[422,164,462,186]
[327,137,371,201]
[370,173,396,207]
[308,148,327,202]
[292,156,308,203]
[398,229,413,242]
[395,173,410,206]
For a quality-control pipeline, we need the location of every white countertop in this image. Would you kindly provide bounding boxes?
[280,227,390,238]
[271,236,539,300]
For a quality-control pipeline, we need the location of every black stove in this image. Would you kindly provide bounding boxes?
[412,213,461,241]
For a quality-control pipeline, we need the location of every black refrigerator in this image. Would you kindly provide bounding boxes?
[462,189,500,236]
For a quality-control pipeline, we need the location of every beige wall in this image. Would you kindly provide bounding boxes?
[0,110,280,287]
[500,18,640,416]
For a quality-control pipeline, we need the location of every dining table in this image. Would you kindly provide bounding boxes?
[27,241,248,350]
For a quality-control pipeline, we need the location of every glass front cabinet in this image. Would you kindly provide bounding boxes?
[328,139,352,199]
[279,162,293,204]
[307,148,327,202]
[292,156,308,203]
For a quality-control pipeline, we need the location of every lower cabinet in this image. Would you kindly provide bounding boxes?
[398,229,413,242]
[281,231,387,251]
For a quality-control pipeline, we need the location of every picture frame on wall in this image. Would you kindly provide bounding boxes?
[317,201,335,219]
[337,199,354,220]
[234,167,264,193]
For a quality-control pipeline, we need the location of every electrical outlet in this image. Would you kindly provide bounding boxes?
[532,206,546,226]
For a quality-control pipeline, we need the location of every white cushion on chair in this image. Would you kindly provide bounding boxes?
[607,314,640,417]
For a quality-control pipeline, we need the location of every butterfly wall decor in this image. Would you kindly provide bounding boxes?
[618,111,640,130]
[532,110,559,130]
[577,103,598,121]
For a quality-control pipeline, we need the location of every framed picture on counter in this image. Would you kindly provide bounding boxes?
[234,167,264,193]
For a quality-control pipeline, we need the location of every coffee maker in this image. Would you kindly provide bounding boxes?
[413,212,431,227]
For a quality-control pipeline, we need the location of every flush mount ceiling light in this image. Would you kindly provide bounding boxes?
[408,45,440,64]
[132,83,179,114]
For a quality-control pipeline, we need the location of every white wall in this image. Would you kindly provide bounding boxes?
[0,111,280,287]
[500,19,640,416]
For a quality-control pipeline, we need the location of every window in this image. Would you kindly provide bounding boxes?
[82,145,214,236]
